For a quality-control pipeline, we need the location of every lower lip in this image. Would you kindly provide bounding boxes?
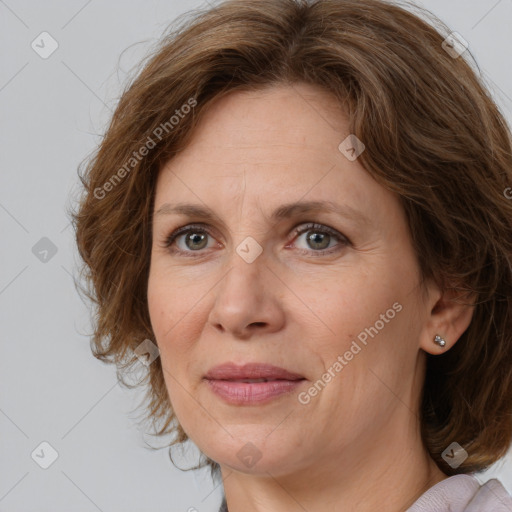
[205,379,305,405]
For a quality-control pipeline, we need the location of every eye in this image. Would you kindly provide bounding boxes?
[289,223,350,256]
[161,222,350,257]
[162,223,218,256]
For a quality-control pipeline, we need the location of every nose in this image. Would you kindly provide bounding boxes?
[207,248,286,340]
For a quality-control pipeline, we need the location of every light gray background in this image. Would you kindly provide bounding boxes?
[1,1,511,511]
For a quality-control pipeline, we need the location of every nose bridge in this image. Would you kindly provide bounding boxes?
[220,237,267,298]
[207,237,283,336]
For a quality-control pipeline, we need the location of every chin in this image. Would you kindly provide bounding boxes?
[196,428,305,476]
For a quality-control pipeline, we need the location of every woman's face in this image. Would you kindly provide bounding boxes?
[148,83,434,476]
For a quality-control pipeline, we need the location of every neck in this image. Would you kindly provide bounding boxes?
[219,412,447,512]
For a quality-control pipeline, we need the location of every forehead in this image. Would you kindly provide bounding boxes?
[152,83,399,231]
[157,84,354,188]
[181,83,349,157]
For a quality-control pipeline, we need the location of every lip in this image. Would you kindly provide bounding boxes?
[204,362,306,405]
[205,362,304,381]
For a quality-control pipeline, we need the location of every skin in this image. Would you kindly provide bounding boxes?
[147,82,475,512]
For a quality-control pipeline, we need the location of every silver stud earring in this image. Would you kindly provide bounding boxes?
[434,334,446,348]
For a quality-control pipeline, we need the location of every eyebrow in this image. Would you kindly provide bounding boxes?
[154,200,369,227]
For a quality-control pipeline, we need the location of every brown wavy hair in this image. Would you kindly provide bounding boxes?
[71,0,512,476]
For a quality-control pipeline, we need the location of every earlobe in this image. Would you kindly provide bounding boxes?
[433,334,446,348]
[419,286,476,355]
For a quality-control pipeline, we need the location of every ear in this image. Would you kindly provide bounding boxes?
[419,279,476,355]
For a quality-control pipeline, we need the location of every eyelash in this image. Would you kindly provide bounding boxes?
[162,222,350,257]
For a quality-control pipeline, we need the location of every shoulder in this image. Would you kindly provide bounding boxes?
[465,477,512,512]
[408,474,512,512]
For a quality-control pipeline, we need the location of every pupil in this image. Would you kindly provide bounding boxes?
[308,232,329,249]
[187,232,207,250]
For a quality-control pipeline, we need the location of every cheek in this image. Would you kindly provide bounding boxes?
[147,272,207,374]
[308,267,393,334]
[147,279,197,423]
[305,264,414,381]
[147,276,185,372]
[148,265,190,336]
[147,278,170,341]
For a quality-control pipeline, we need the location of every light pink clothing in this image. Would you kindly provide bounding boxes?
[407,474,512,512]
[219,474,512,511]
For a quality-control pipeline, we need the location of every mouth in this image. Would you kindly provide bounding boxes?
[204,362,306,405]
[204,362,304,381]
[224,378,285,383]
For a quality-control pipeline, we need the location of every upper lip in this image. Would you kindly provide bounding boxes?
[204,362,304,381]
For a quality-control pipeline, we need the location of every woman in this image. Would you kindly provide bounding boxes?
[72,0,512,510]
